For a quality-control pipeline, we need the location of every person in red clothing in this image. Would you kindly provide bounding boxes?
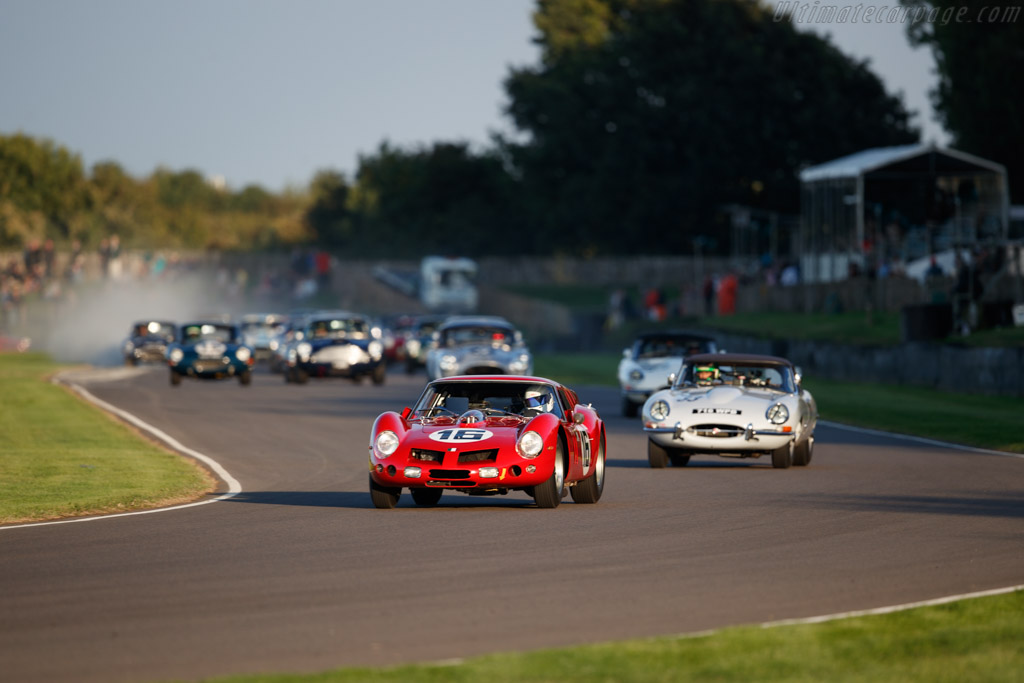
[315,250,332,290]
[717,272,738,316]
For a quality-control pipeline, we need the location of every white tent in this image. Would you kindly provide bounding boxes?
[798,144,1009,282]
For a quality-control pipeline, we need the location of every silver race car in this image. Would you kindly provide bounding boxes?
[617,330,717,417]
[642,353,817,469]
[425,316,532,381]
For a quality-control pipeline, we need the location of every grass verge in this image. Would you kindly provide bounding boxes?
[694,310,904,345]
[0,353,215,525]
[211,589,1024,682]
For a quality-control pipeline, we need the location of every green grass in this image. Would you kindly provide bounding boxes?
[0,353,215,524]
[534,352,622,387]
[696,310,905,345]
[210,589,1024,682]
[502,283,623,311]
[534,352,1024,454]
[803,378,1024,453]
[955,323,1024,347]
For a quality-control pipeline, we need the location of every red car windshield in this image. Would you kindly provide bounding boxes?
[415,381,563,420]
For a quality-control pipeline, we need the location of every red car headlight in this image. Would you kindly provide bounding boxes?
[375,430,399,457]
[517,431,543,459]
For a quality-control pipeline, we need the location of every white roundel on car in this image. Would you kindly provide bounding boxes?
[428,428,494,443]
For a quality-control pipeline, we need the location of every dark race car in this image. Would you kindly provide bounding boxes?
[368,375,606,509]
[401,314,446,374]
[122,320,177,366]
[167,321,255,386]
[283,311,386,385]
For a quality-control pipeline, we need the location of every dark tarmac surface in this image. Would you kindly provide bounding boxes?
[2,366,1023,683]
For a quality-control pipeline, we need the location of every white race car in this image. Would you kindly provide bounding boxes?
[617,330,717,417]
[642,353,817,469]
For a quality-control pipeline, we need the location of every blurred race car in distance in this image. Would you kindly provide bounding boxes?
[618,330,717,417]
[267,312,312,374]
[167,320,254,386]
[368,375,606,508]
[239,312,288,362]
[283,310,386,384]
[424,316,531,381]
[401,314,447,374]
[123,320,177,366]
[642,353,817,469]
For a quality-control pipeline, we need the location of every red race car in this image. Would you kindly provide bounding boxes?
[368,375,606,508]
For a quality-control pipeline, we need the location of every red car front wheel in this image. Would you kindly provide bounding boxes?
[369,475,401,509]
[532,440,566,508]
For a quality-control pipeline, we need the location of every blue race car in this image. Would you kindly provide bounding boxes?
[167,321,255,386]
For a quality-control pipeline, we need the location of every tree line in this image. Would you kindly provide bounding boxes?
[2,0,1017,259]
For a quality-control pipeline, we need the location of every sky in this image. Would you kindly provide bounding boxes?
[0,0,944,193]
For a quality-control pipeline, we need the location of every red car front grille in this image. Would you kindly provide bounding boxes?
[410,449,443,462]
[457,450,497,463]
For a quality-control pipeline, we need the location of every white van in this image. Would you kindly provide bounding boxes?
[420,256,478,313]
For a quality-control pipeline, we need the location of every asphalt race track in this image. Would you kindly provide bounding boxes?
[2,367,1023,683]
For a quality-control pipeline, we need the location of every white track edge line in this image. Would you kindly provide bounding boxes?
[820,419,1024,459]
[761,584,1024,628]
[669,585,1024,641]
[1,378,242,530]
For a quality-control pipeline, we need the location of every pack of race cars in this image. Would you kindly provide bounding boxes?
[119,314,817,508]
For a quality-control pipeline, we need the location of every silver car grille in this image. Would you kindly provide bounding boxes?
[691,424,743,438]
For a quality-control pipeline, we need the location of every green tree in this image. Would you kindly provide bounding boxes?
[501,0,919,255]
[0,133,90,244]
[901,0,1024,202]
[153,168,223,210]
[345,141,521,257]
[305,169,354,249]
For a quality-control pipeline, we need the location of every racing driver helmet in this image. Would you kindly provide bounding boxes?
[524,387,554,414]
[694,365,719,386]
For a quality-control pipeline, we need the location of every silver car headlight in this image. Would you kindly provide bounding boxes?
[508,353,531,373]
[375,430,399,457]
[235,347,251,362]
[168,348,184,363]
[766,403,790,425]
[439,354,458,371]
[517,431,544,459]
[296,342,313,361]
[630,369,644,381]
[649,400,670,421]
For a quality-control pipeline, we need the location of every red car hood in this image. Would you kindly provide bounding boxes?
[403,417,526,450]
